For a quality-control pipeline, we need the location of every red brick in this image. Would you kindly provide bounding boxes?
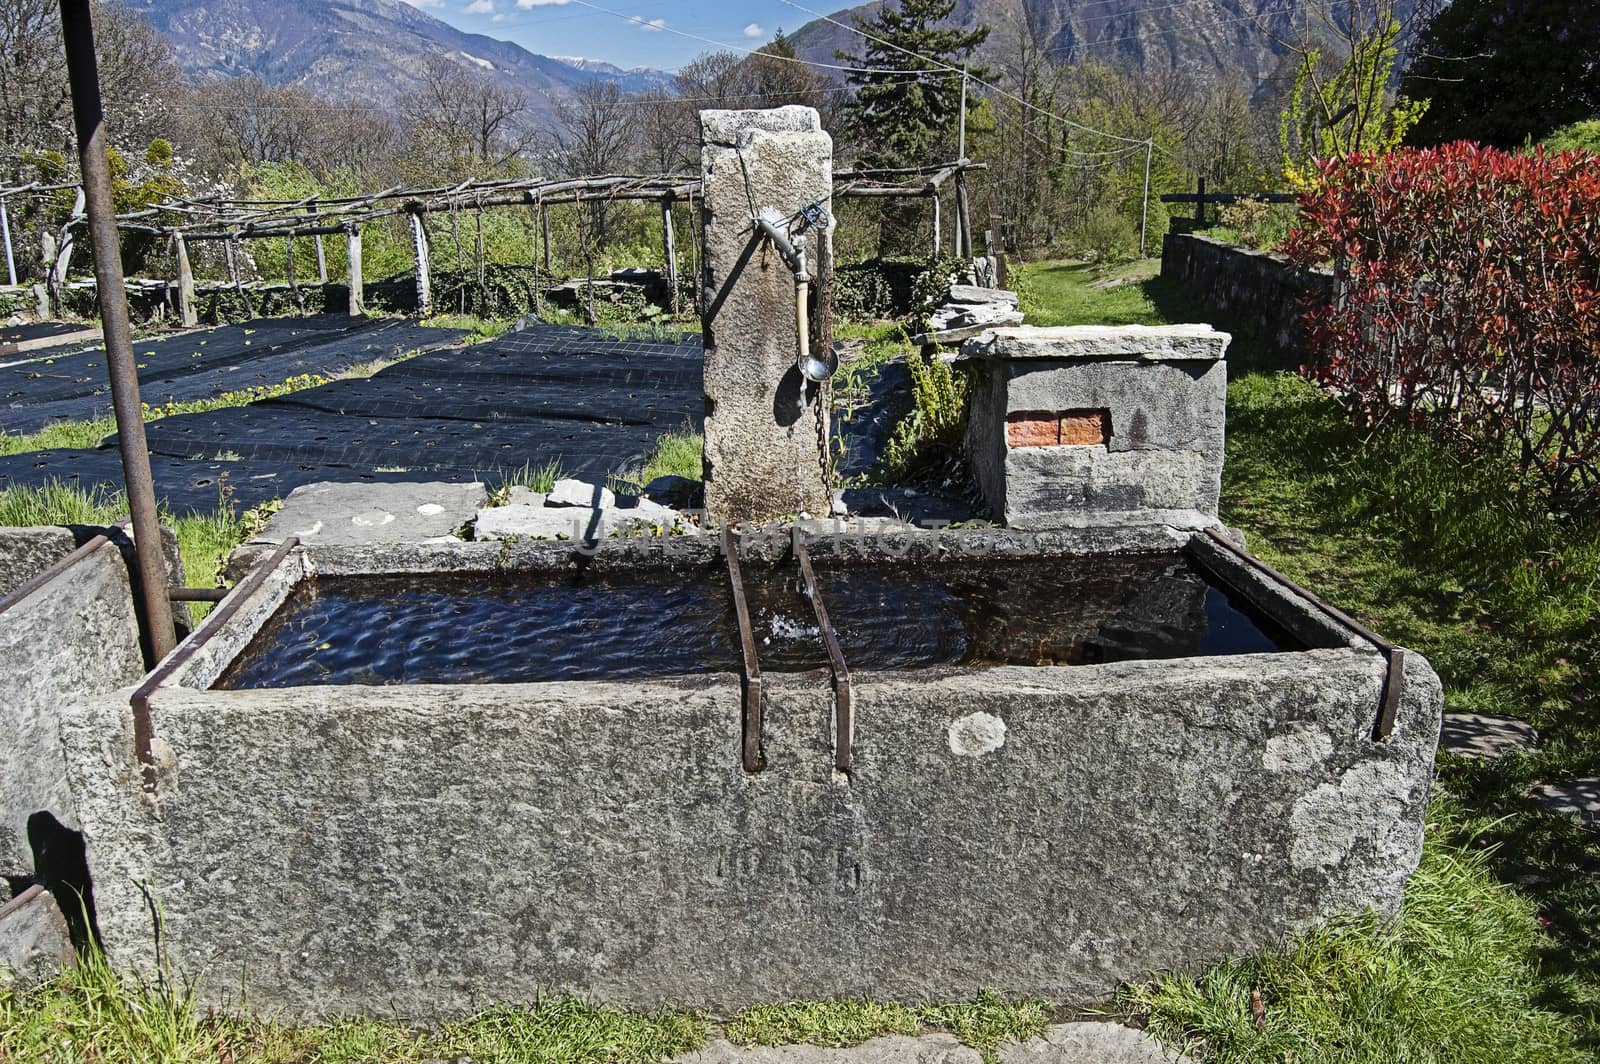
[1060,410,1110,446]
[1007,412,1060,448]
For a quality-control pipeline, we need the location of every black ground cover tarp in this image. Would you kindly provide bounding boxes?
[2,317,464,434]
[0,447,483,516]
[2,323,718,514]
[131,405,668,474]
[0,321,92,347]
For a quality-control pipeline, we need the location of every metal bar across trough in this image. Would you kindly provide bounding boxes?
[130,536,300,791]
[1201,527,1406,739]
[722,524,764,773]
[795,537,854,774]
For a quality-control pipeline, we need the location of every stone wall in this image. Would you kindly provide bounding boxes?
[1159,233,1334,364]
[63,538,1442,1020]
[0,535,145,880]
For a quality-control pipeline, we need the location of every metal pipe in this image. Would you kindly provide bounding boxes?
[753,215,809,283]
[57,0,176,664]
[167,587,228,602]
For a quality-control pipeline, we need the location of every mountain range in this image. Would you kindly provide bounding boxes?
[129,0,1408,117]
[124,0,675,115]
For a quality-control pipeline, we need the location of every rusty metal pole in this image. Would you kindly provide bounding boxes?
[58,0,176,662]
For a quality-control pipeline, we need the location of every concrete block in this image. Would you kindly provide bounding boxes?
[962,325,1229,525]
[0,526,78,599]
[0,538,143,877]
[504,486,547,507]
[250,481,486,548]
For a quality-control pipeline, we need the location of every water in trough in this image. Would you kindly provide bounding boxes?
[216,553,1304,689]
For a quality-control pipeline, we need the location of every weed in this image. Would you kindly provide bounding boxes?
[883,351,967,479]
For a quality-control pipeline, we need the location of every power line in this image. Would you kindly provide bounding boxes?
[566,0,955,77]
[773,0,1149,145]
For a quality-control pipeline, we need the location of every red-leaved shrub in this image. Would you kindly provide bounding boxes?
[1281,142,1600,509]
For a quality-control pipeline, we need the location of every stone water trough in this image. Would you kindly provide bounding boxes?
[50,509,1440,1020]
[2,106,1442,1023]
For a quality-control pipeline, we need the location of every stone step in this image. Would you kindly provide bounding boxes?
[1440,713,1539,760]
[668,1025,1194,1064]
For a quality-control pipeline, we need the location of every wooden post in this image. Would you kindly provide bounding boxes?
[931,193,941,258]
[1138,138,1153,259]
[955,66,971,260]
[661,198,678,315]
[540,199,551,274]
[955,173,972,260]
[285,234,304,316]
[225,236,250,317]
[409,211,432,317]
[174,232,196,327]
[0,199,15,287]
[346,225,364,316]
[310,200,328,283]
[1196,176,1207,224]
[474,210,486,312]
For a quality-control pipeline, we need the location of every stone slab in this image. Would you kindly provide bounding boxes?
[947,284,1019,306]
[250,481,486,548]
[548,478,615,509]
[0,887,74,986]
[961,325,1229,363]
[1440,713,1539,760]
[0,526,78,599]
[1532,779,1600,823]
[66,631,1443,1019]
[701,107,833,523]
[999,1024,1195,1064]
[0,539,143,876]
[677,1035,979,1064]
[473,504,611,542]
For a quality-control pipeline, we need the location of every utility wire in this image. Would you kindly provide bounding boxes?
[774,0,1148,145]
[567,0,957,77]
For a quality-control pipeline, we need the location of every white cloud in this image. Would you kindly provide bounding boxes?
[742,22,764,38]
[491,10,508,19]
[515,0,570,6]
[464,0,494,12]
[639,16,665,31]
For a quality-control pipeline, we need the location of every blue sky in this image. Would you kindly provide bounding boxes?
[402,0,844,71]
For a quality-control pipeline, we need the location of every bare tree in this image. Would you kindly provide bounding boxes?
[546,80,634,243]
[403,55,536,176]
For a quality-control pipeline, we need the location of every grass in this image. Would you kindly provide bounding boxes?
[420,313,514,340]
[608,427,704,497]
[0,480,267,620]
[0,970,1054,1064]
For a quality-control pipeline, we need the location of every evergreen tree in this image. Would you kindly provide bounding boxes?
[1402,0,1600,148]
[837,0,991,168]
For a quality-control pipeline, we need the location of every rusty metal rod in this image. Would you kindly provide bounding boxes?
[58,0,175,664]
[795,538,853,774]
[1200,528,1405,739]
[167,587,228,602]
[131,537,300,791]
[723,523,764,773]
